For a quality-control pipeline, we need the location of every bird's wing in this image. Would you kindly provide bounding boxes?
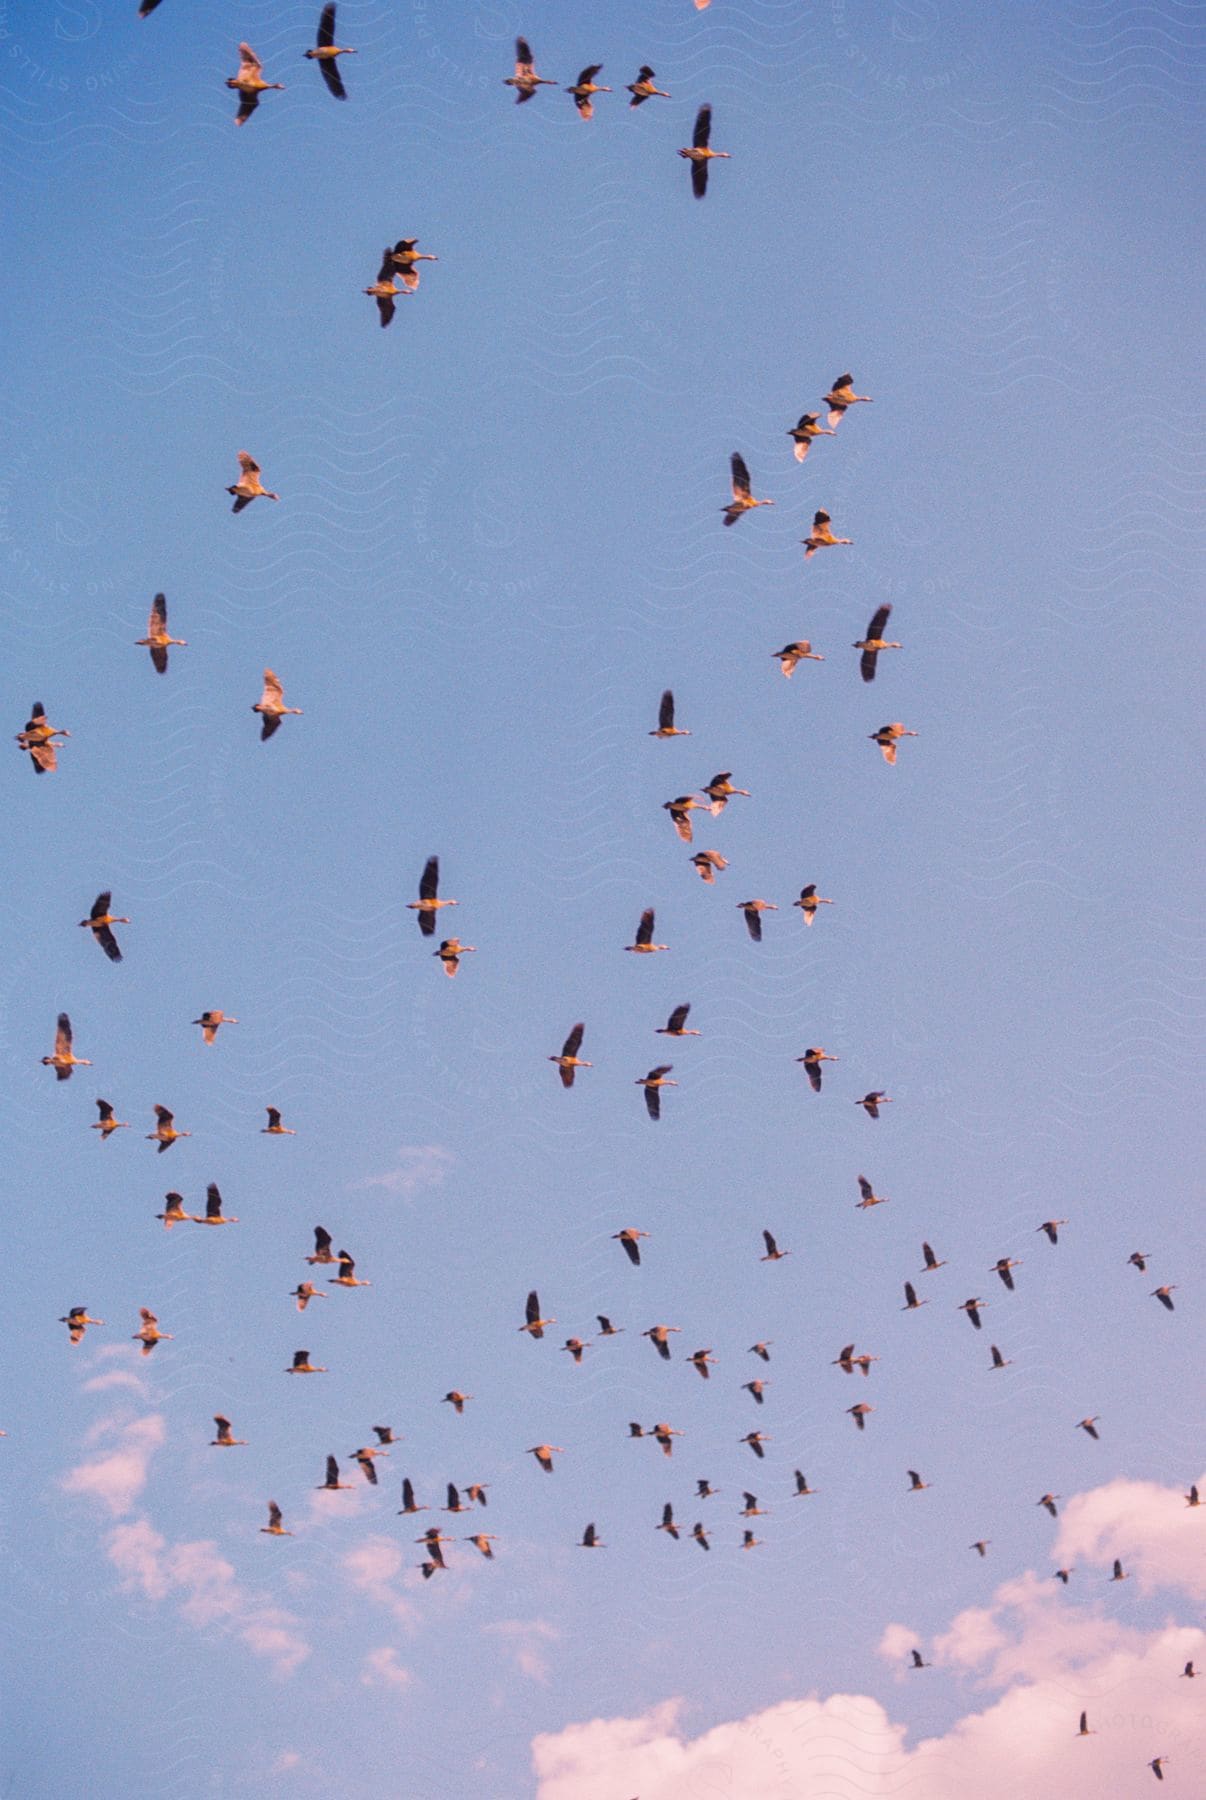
[577,64,602,84]
[268,1501,283,1527]
[314,1226,332,1253]
[237,44,263,77]
[324,1455,339,1485]
[319,58,347,99]
[860,649,878,683]
[148,594,167,633]
[235,91,260,124]
[317,3,336,48]
[693,104,712,148]
[745,909,762,942]
[260,669,284,705]
[644,1086,660,1121]
[237,452,260,475]
[730,453,751,499]
[763,1232,776,1254]
[56,1014,73,1054]
[667,1004,690,1032]
[150,644,168,674]
[525,1289,540,1325]
[692,160,708,199]
[205,1184,222,1219]
[563,1022,585,1059]
[658,689,675,730]
[514,37,534,72]
[636,909,654,945]
[866,604,892,639]
[419,856,440,902]
[96,924,122,963]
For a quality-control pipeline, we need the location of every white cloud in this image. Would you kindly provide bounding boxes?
[81,1370,149,1397]
[532,1475,1206,1799]
[60,1413,165,1516]
[360,1646,412,1691]
[356,1144,456,1197]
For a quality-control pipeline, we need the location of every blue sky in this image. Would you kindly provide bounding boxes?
[2,2,1202,1796]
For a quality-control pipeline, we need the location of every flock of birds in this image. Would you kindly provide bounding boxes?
[26,8,1193,1785]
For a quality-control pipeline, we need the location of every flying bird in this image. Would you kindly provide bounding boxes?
[703,772,750,813]
[579,1522,604,1547]
[642,1324,681,1361]
[562,1338,588,1364]
[16,702,70,773]
[195,1183,238,1226]
[907,1469,930,1492]
[1110,1558,1129,1582]
[316,1456,352,1492]
[504,37,555,102]
[42,1013,90,1081]
[156,1192,192,1229]
[597,1316,623,1337]
[133,1308,172,1355]
[1148,1759,1168,1782]
[442,1391,472,1414]
[1152,1286,1176,1311]
[305,5,356,99]
[263,1108,295,1135]
[787,413,836,461]
[650,689,690,738]
[761,1231,789,1262]
[627,65,670,105]
[286,1350,327,1374]
[990,1344,1012,1370]
[352,1451,379,1485]
[855,1091,892,1118]
[922,1241,946,1272]
[664,794,707,842]
[910,1650,929,1670]
[193,1010,237,1044]
[1127,1251,1150,1273]
[651,1423,681,1457]
[690,850,728,883]
[1037,1219,1067,1244]
[388,239,439,292]
[434,938,475,977]
[848,1403,873,1429]
[902,1282,926,1311]
[227,452,279,511]
[79,892,128,963]
[289,1283,325,1312]
[527,1444,563,1473]
[261,1501,291,1537]
[211,1416,246,1447]
[738,899,778,942]
[797,1047,838,1092]
[991,1257,1022,1290]
[823,373,873,427]
[689,1349,716,1379]
[60,1307,104,1345]
[856,1176,887,1210]
[465,1533,497,1558]
[1038,1493,1060,1518]
[794,884,833,923]
[636,1065,676,1120]
[772,640,824,676]
[678,104,729,197]
[1076,1712,1095,1737]
[520,1291,555,1339]
[252,670,302,740]
[398,1479,427,1515]
[959,1297,987,1329]
[657,1003,698,1037]
[306,1227,336,1265]
[550,1022,591,1088]
[328,1250,370,1288]
[740,1432,770,1458]
[723,454,774,526]
[854,605,901,682]
[657,1503,680,1539]
[363,251,409,327]
[613,1228,649,1267]
[566,64,610,119]
[136,593,186,673]
[226,43,284,125]
[408,857,457,936]
[801,510,852,558]
[92,1099,128,1141]
[870,722,917,764]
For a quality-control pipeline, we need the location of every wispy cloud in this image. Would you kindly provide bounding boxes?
[355,1144,456,1198]
[360,1646,412,1691]
[60,1413,165,1517]
[487,1618,562,1684]
[108,1521,310,1677]
[341,1536,419,1625]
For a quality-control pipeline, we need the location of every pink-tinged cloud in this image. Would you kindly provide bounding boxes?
[341,1536,419,1625]
[60,1413,165,1516]
[360,1646,412,1691]
[486,1618,562,1685]
[534,1477,1206,1798]
[1056,1475,1206,1600]
[107,1520,309,1676]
